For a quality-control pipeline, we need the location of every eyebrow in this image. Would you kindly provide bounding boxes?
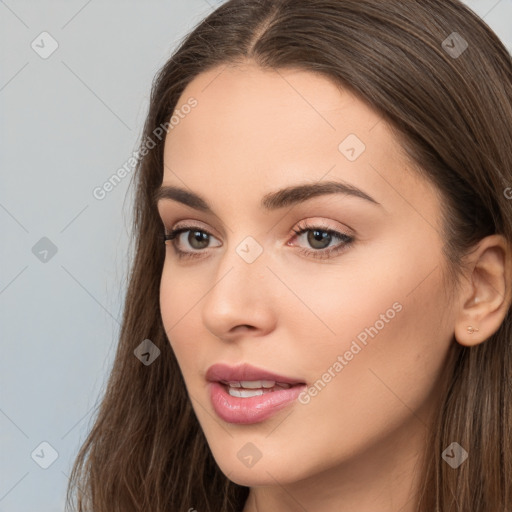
[153,180,382,212]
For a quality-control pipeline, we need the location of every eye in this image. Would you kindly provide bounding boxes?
[289,220,354,260]
[162,220,355,261]
[163,224,221,260]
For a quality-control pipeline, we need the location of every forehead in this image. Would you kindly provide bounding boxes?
[161,62,440,228]
[165,62,385,162]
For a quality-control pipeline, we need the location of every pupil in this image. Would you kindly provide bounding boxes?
[189,230,209,249]
[308,229,331,249]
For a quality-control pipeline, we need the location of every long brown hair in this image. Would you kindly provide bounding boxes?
[66,1,512,510]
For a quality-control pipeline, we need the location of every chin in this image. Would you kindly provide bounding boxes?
[221,464,289,487]
[210,448,307,487]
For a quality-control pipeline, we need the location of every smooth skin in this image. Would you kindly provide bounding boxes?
[157,61,512,512]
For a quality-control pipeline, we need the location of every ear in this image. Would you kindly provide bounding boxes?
[454,234,512,347]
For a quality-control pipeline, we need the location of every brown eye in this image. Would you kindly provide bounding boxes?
[307,229,333,250]
[291,222,354,260]
[163,225,222,259]
[187,230,210,250]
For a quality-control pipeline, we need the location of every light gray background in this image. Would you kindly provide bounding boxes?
[1,1,511,510]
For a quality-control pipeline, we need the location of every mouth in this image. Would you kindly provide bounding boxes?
[205,363,307,424]
[218,379,298,398]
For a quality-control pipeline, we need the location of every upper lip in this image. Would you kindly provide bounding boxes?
[206,363,306,385]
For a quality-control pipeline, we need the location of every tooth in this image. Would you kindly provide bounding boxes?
[224,380,294,390]
[228,388,265,398]
[240,380,275,389]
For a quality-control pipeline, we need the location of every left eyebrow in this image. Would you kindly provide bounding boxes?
[153,180,383,213]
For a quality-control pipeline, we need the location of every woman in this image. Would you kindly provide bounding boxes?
[66,1,512,510]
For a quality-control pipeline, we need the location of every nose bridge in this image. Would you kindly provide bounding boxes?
[217,232,268,286]
[201,233,275,336]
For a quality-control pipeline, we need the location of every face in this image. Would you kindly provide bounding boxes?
[157,61,457,487]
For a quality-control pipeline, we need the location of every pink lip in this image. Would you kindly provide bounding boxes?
[206,363,307,424]
[205,362,305,385]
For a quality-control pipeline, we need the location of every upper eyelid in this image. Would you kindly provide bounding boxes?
[167,220,219,237]
[166,219,351,237]
[156,198,362,234]
[295,218,354,234]
[166,220,353,245]
[162,210,354,229]
[157,205,225,230]
[163,217,213,231]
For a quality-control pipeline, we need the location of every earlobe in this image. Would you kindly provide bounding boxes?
[454,234,512,347]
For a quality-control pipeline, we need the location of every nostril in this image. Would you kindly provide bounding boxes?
[235,324,255,331]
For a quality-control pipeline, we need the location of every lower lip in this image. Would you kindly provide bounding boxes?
[208,381,307,424]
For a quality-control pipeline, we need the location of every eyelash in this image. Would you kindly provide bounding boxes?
[162,221,354,261]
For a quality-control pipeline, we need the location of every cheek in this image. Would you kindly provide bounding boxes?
[159,262,202,366]
[263,250,416,372]
[288,247,453,447]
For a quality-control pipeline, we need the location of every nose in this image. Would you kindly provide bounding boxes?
[201,241,278,342]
